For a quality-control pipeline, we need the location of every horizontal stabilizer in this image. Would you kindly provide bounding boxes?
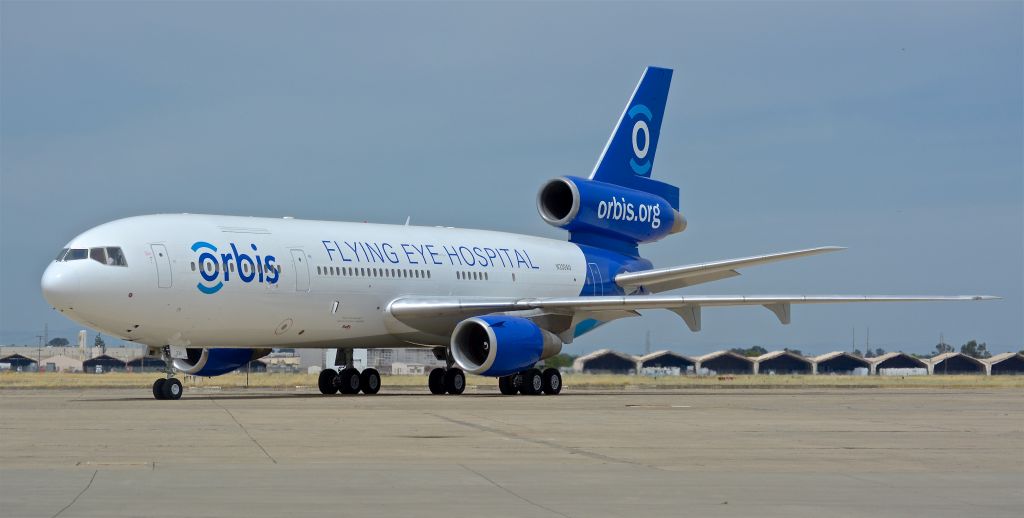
[615,246,845,292]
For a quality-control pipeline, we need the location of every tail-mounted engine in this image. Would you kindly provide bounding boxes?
[538,176,686,247]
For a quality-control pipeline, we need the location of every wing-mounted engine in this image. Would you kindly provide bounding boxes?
[450,316,562,377]
[173,348,271,377]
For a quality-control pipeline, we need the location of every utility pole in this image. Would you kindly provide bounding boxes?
[35,335,43,372]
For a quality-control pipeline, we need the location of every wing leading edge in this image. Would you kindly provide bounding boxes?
[388,294,998,337]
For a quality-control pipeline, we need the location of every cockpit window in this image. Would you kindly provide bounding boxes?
[105,247,127,266]
[64,249,88,261]
[55,248,69,261]
[88,246,127,266]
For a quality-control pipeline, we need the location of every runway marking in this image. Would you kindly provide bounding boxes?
[50,469,97,518]
[208,397,278,464]
[459,463,572,518]
[429,412,664,471]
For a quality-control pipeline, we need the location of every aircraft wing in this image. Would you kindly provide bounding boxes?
[388,294,997,338]
[615,246,846,292]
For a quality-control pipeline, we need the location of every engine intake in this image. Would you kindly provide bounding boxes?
[173,348,271,377]
[451,316,562,377]
[538,176,686,245]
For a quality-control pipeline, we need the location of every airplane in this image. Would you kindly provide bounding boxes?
[40,66,996,400]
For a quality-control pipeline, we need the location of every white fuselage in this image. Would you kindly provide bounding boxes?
[41,214,589,350]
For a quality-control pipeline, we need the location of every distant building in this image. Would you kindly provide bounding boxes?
[755,351,812,375]
[82,355,126,373]
[573,349,638,374]
[696,351,754,375]
[870,352,928,375]
[986,352,1024,375]
[41,355,82,373]
[638,351,695,375]
[0,354,38,372]
[391,362,431,375]
[126,357,167,373]
[928,353,986,375]
[813,352,870,375]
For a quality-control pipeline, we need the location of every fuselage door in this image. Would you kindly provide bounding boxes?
[290,249,310,292]
[587,262,604,296]
[151,244,172,288]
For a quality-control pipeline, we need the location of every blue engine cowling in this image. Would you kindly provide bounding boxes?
[450,316,562,377]
[538,176,686,248]
[173,348,271,377]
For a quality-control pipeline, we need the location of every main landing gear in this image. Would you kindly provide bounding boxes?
[153,346,183,400]
[317,367,381,395]
[498,368,562,396]
[318,349,381,396]
[427,367,466,395]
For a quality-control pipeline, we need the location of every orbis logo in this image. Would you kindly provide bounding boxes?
[596,196,662,229]
[628,103,653,177]
[191,241,279,294]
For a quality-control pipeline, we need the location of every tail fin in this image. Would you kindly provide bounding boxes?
[589,66,679,209]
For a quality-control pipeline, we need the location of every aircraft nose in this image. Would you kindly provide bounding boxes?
[41,263,80,310]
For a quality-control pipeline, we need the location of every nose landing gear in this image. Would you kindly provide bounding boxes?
[152,346,183,400]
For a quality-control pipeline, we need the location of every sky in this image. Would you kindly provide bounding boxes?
[1,1,1021,357]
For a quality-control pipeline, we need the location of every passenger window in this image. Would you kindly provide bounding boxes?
[191,262,196,272]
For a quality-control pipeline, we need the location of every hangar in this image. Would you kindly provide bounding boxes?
[929,352,986,375]
[638,351,695,373]
[573,349,637,374]
[755,351,812,375]
[41,355,82,373]
[126,356,167,372]
[986,352,1024,375]
[813,351,870,375]
[0,353,37,372]
[243,359,268,373]
[696,351,754,375]
[870,352,928,375]
[82,354,126,373]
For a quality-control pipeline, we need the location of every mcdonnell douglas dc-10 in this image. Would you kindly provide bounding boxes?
[41,67,995,400]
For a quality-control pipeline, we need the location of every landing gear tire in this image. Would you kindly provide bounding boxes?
[318,368,339,395]
[444,368,466,395]
[161,378,183,400]
[336,367,361,394]
[152,378,167,400]
[498,375,518,395]
[428,368,446,395]
[360,368,381,395]
[542,368,562,395]
[520,368,543,395]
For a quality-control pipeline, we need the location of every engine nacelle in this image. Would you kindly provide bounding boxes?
[173,348,271,377]
[538,176,685,244]
[451,316,562,377]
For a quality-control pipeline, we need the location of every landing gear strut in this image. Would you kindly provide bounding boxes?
[152,346,183,400]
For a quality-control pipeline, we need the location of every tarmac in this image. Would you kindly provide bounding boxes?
[1,385,1021,518]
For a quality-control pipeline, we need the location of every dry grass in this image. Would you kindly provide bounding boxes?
[1,371,1020,390]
